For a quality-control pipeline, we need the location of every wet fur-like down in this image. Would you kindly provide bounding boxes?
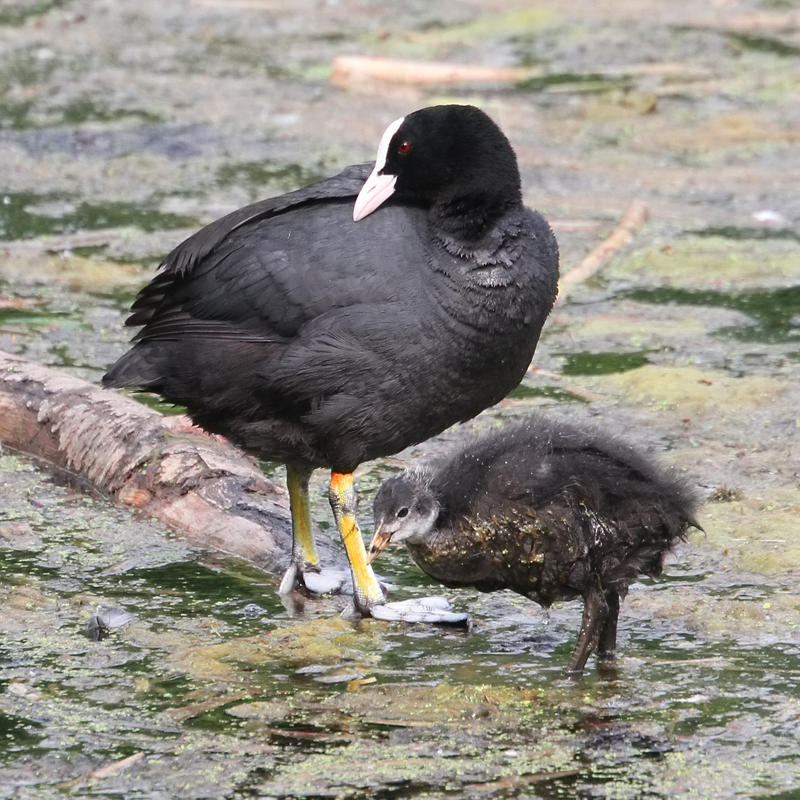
[372,414,702,672]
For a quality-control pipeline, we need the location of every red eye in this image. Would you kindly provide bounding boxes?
[397,141,412,154]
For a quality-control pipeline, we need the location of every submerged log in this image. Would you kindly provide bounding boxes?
[0,350,338,574]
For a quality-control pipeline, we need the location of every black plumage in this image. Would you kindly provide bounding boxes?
[103,104,559,612]
[369,414,701,670]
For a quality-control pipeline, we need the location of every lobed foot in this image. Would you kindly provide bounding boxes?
[279,563,395,601]
[278,563,353,596]
[369,596,472,627]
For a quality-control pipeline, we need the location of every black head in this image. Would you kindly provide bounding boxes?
[353,105,522,235]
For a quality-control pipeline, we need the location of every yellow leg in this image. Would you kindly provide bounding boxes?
[329,472,384,612]
[287,465,319,570]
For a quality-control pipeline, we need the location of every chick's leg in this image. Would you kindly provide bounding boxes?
[566,587,609,674]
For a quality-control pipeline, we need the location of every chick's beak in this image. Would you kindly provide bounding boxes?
[367,522,394,564]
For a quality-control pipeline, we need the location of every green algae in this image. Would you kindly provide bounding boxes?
[583,364,787,416]
[0,99,33,130]
[703,488,800,577]
[421,7,556,44]
[0,304,73,330]
[689,226,800,243]
[725,31,800,58]
[164,617,380,683]
[506,382,588,403]
[624,285,800,344]
[248,683,580,798]
[559,349,651,376]
[566,312,710,350]
[59,98,162,126]
[0,0,65,25]
[249,734,576,799]
[216,160,329,196]
[518,71,631,94]
[607,236,800,291]
[368,7,556,55]
[0,192,198,240]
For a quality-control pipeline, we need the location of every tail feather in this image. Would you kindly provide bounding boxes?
[102,346,162,390]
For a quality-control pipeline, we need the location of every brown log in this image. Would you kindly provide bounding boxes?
[0,350,338,574]
[329,56,715,92]
[330,55,533,89]
[721,10,800,33]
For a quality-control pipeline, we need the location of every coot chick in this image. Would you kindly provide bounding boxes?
[369,415,701,670]
[103,105,559,615]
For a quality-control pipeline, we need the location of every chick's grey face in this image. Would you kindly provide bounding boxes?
[372,476,438,545]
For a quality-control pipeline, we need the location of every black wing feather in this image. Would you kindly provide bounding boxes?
[125,163,374,337]
[161,163,372,278]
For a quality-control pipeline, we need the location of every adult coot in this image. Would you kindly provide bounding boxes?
[368,414,701,669]
[103,105,559,615]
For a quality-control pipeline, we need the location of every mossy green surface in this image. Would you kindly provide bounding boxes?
[585,364,787,416]
[607,236,800,291]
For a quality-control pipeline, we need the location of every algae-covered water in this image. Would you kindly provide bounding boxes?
[1,0,799,797]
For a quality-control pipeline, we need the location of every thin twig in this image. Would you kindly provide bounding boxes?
[89,752,145,779]
[556,200,649,305]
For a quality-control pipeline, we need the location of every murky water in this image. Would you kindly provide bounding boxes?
[1,0,799,797]
[2,452,799,799]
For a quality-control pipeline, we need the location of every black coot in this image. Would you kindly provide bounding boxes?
[103,105,559,614]
[369,414,701,669]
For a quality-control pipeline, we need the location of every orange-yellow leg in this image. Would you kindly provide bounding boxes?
[329,471,385,612]
[278,465,321,594]
[287,465,320,571]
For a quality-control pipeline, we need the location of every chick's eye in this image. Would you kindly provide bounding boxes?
[397,141,412,155]
[396,507,409,519]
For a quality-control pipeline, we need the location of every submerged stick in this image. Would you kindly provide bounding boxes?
[89,752,146,780]
[0,350,324,574]
[556,200,649,304]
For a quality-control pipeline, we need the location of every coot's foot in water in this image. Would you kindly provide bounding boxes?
[277,563,352,596]
[369,596,472,627]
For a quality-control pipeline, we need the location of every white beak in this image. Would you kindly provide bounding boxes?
[352,170,397,221]
[352,115,405,222]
